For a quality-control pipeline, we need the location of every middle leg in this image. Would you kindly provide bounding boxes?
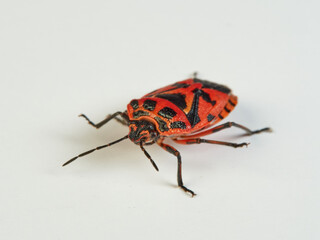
[157,138,196,197]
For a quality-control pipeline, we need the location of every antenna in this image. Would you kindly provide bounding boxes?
[63,135,129,166]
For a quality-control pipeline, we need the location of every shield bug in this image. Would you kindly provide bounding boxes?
[63,74,271,196]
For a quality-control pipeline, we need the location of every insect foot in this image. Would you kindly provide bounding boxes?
[233,142,250,148]
[180,185,197,197]
[244,127,273,136]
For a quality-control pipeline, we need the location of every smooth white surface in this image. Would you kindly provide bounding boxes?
[1,1,319,239]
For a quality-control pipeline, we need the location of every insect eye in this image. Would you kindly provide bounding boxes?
[150,132,157,138]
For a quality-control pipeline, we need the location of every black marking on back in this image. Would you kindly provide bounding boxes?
[218,113,223,119]
[186,89,202,127]
[228,99,236,107]
[154,117,169,132]
[143,99,157,111]
[185,88,217,127]
[170,121,186,129]
[194,78,231,94]
[199,90,216,106]
[224,106,231,113]
[171,82,190,89]
[158,107,177,119]
[145,82,190,97]
[133,110,149,119]
[130,100,139,110]
[207,114,215,122]
[156,93,187,110]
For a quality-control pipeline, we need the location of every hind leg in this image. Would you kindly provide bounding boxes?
[179,122,271,139]
[173,138,249,148]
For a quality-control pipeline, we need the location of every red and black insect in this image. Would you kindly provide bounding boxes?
[63,74,271,196]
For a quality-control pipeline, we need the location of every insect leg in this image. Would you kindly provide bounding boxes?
[79,111,127,129]
[173,138,249,148]
[108,115,128,126]
[211,122,272,136]
[192,71,198,79]
[157,139,196,197]
[179,122,272,139]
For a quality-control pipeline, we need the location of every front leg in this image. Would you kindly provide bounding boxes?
[79,111,125,129]
[157,138,196,197]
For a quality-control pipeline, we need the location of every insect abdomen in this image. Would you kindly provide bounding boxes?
[216,94,238,122]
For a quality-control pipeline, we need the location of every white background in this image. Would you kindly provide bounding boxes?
[1,1,319,239]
